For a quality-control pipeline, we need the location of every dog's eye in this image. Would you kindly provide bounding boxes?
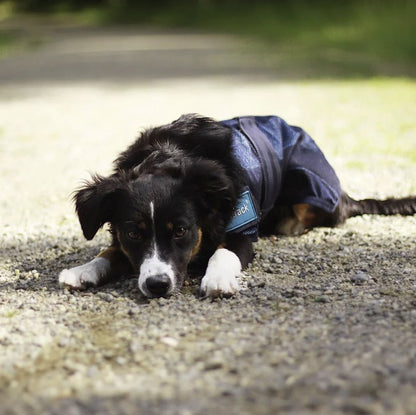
[127,229,141,240]
[174,226,187,238]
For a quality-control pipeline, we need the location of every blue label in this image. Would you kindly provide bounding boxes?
[226,190,258,232]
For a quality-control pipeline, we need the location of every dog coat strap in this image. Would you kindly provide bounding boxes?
[237,117,281,215]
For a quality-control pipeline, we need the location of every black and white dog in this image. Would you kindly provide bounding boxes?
[59,114,416,298]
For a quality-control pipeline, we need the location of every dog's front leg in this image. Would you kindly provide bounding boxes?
[59,246,130,290]
[200,234,254,298]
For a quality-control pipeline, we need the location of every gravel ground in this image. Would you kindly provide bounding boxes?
[1,21,416,414]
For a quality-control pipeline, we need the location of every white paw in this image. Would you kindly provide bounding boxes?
[59,257,110,290]
[200,248,241,298]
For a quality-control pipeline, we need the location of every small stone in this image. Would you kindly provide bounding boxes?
[58,337,70,348]
[86,366,99,377]
[314,295,329,303]
[97,293,114,302]
[128,307,140,316]
[204,358,225,371]
[116,356,127,365]
[350,272,370,285]
[160,336,178,348]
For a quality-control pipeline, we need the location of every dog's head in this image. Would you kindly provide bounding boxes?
[74,145,237,298]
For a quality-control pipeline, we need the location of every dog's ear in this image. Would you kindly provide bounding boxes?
[73,175,128,240]
[183,160,237,231]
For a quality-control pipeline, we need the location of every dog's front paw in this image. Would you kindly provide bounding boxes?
[200,272,240,298]
[59,258,110,290]
[200,248,241,298]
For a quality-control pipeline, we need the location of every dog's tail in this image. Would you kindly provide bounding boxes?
[343,194,416,218]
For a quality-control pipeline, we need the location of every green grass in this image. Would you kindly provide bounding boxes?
[3,310,19,318]
[0,2,19,57]
[0,31,45,58]
[0,32,16,57]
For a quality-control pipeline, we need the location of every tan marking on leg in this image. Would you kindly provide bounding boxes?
[275,217,307,236]
[115,229,136,264]
[98,246,122,261]
[191,228,203,258]
[98,246,132,279]
[293,204,320,227]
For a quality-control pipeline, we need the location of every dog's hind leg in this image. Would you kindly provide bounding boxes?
[268,204,324,235]
[59,246,131,290]
[261,203,339,236]
[261,193,416,237]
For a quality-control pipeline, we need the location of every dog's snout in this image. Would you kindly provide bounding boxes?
[145,274,172,297]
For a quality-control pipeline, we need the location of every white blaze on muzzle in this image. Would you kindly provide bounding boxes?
[138,201,175,297]
[138,250,175,297]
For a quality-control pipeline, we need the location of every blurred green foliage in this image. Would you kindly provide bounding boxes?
[3,0,416,76]
[0,32,15,56]
[11,1,416,60]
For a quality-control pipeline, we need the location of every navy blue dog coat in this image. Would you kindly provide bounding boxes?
[221,116,342,240]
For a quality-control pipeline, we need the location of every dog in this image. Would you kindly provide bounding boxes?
[59,114,416,298]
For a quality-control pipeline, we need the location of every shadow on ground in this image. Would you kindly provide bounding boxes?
[1,226,415,302]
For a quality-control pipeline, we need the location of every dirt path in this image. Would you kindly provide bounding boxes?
[0,20,415,415]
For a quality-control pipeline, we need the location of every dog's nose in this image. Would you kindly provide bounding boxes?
[145,274,172,297]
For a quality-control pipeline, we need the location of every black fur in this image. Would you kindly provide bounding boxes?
[345,195,416,217]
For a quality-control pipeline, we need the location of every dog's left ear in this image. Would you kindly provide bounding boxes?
[183,160,237,230]
[74,175,128,240]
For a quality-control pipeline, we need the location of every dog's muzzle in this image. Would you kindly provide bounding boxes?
[144,274,172,297]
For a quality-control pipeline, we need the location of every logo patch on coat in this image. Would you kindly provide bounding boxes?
[226,189,258,232]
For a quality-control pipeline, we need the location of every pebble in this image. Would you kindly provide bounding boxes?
[314,295,330,303]
[271,256,283,264]
[204,358,225,371]
[350,272,370,285]
[97,293,114,302]
[58,338,70,348]
[160,336,179,348]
